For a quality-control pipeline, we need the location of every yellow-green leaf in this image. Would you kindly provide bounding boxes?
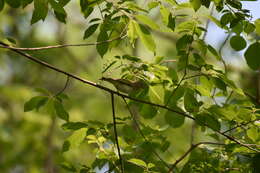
[135,14,159,30]
[133,21,156,52]
[190,0,201,11]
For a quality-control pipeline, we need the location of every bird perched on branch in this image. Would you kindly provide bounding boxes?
[100,77,147,93]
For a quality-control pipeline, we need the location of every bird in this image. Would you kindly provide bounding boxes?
[100,77,147,93]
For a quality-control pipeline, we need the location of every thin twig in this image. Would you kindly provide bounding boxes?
[225,91,233,104]
[0,42,259,153]
[121,97,171,169]
[111,93,124,173]
[165,27,196,106]
[218,33,231,73]
[183,73,207,80]
[55,75,70,96]
[222,119,260,134]
[168,142,225,172]
[0,35,126,51]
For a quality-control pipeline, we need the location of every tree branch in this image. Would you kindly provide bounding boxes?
[0,42,259,153]
[111,93,124,173]
[168,142,225,172]
[222,119,260,134]
[0,35,126,51]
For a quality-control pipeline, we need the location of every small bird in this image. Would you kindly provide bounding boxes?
[100,77,147,93]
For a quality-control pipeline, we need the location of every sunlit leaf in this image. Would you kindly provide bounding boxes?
[149,85,164,104]
[255,19,260,36]
[133,21,156,52]
[135,14,159,30]
[128,158,147,168]
[67,128,88,149]
[190,0,201,11]
[247,126,259,142]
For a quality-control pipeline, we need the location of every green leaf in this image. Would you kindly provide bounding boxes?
[67,128,88,149]
[211,77,227,91]
[62,140,70,152]
[122,125,137,143]
[247,126,259,142]
[133,21,156,52]
[83,24,99,39]
[24,96,48,112]
[230,35,246,51]
[176,34,193,53]
[164,86,185,107]
[190,0,201,11]
[244,22,255,34]
[0,0,4,11]
[54,100,69,121]
[195,113,220,131]
[140,104,158,119]
[176,21,197,34]
[244,42,260,70]
[148,1,159,9]
[62,122,88,130]
[6,37,16,44]
[31,0,49,24]
[5,0,20,8]
[149,85,164,104]
[167,14,175,31]
[21,0,33,8]
[80,0,94,18]
[96,30,109,57]
[209,105,237,120]
[164,107,185,128]
[49,0,66,14]
[207,44,220,60]
[49,0,67,23]
[160,5,170,25]
[60,162,77,172]
[196,77,212,97]
[184,89,200,112]
[220,13,233,26]
[255,19,260,36]
[127,20,137,45]
[232,22,243,35]
[207,15,223,28]
[128,158,147,168]
[135,14,159,30]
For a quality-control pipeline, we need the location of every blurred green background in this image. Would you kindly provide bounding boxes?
[0,1,259,172]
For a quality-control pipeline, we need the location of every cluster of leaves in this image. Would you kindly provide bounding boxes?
[1,0,260,172]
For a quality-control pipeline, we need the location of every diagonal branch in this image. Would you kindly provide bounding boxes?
[111,93,124,173]
[168,142,225,172]
[0,42,259,153]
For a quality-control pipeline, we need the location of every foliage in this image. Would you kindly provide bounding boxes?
[0,0,260,173]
